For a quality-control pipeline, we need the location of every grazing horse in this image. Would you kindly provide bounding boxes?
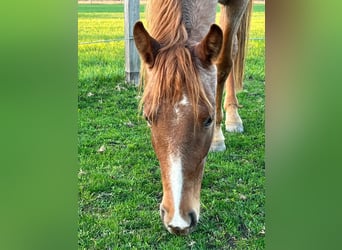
[133,0,252,235]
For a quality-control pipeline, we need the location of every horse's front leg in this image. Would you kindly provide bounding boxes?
[210,65,230,152]
[224,35,243,133]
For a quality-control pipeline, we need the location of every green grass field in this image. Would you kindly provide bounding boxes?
[78,3,265,249]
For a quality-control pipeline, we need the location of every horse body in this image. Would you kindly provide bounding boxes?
[133,0,251,235]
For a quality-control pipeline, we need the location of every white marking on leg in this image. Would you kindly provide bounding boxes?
[168,153,189,229]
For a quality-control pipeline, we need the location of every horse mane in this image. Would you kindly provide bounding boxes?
[140,0,212,121]
[146,0,187,48]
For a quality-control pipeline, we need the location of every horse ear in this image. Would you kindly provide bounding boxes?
[194,24,223,65]
[133,21,160,67]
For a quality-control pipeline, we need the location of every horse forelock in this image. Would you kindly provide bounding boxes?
[141,46,212,122]
[141,0,214,121]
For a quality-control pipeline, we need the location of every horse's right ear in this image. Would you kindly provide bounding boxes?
[133,21,160,67]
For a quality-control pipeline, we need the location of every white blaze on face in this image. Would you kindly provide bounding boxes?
[179,95,189,106]
[167,94,190,230]
[168,153,189,229]
[174,95,189,116]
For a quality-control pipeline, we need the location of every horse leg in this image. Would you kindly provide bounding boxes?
[211,0,251,151]
[210,61,231,152]
[210,5,233,152]
[224,34,243,133]
[224,0,252,133]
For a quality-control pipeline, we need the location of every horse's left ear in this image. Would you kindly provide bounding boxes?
[194,24,223,65]
[133,21,160,67]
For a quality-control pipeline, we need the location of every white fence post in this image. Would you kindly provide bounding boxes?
[124,0,140,84]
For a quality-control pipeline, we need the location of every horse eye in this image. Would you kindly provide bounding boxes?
[204,116,213,128]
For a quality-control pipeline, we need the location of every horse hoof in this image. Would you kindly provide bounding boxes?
[225,122,244,133]
[210,141,226,152]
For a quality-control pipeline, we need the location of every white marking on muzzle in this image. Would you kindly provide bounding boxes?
[168,153,189,229]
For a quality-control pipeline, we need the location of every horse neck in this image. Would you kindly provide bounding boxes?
[182,0,218,44]
[147,0,217,47]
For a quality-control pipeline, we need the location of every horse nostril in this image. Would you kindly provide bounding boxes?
[160,207,165,219]
[189,211,197,228]
[169,226,181,234]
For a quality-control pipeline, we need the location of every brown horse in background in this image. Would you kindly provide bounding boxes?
[133,0,252,235]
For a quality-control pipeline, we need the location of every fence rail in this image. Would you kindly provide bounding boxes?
[78,37,265,46]
[78,0,262,3]
[78,0,147,3]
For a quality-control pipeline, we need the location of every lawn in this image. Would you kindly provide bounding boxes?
[78,3,265,249]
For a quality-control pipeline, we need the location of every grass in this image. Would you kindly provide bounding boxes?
[78,3,265,249]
